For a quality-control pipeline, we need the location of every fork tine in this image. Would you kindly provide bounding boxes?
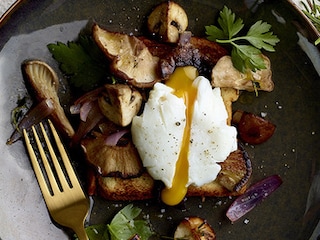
[23,120,89,240]
[23,126,56,198]
[46,119,80,189]
[38,121,70,192]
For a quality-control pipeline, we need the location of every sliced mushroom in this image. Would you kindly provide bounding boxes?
[217,146,252,192]
[159,32,228,79]
[98,84,142,127]
[92,24,161,88]
[22,60,74,138]
[81,131,144,178]
[147,1,188,43]
[232,110,276,145]
[220,87,239,126]
[211,55,274,92]
[174,217,216,240]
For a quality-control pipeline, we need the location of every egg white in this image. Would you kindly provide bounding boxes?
[131,76,237,188]
[188,76,237,186]
[131,83,186,188]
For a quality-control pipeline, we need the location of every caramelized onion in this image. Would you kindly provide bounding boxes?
[71,102,105,146]
[226,175,282,222]
[104,129,129,146]
[7,99,54,145]
[70,87,104,122]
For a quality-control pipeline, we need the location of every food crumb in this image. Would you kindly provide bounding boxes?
[243,219,250,224]
[261,112,267,117]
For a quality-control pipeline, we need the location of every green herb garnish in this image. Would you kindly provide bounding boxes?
[47,35,109,91]
[10,96,30,131]
[205,6,280,73]
[301,0,320,45]
[74,204,154,240]
[107,204,154,240]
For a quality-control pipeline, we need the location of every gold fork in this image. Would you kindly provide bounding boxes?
[23,119,89,240]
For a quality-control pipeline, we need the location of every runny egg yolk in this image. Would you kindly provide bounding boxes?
[161,66,199,206]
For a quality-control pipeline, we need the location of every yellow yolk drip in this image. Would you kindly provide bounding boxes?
[161,66,199,206]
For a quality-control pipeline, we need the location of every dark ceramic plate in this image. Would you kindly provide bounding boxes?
[0,0,319,239]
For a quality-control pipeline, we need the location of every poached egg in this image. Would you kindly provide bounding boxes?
[131,66,237,205]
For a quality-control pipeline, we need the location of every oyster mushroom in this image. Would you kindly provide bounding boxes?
[174,217,216,240]
[211,55,274,92]
[147,1,188,43]
[92,24,161,88]
[81,131,143,178]
[98,84,143,127]
[22,60,74,138]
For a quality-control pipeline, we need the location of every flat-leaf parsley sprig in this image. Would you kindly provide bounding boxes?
[205,6,280,73]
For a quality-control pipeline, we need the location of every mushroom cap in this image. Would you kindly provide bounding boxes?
[174,217,216,240]
[81,131,144,178]
[92,24,161,88]
[22,60,74,138]
[147,1,188,43]
[98,84,143,127]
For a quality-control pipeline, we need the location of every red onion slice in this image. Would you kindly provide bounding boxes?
[226,174,283,222]
[104,129,129,146]
[71,103,105,146]
[73,86,103,106]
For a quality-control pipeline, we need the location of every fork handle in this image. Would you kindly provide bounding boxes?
[74,227,89,240]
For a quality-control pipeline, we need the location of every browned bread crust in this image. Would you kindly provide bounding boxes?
[94,146,251,201]
[97,172,154,201]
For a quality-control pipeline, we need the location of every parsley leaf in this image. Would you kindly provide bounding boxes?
[205,6,280,73]
[47,35,109,92]
[74,205,154,240]
[107,204,154,240]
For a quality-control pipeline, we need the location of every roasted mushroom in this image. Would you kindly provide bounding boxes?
[217,146,252,192]
[81,131,144,178]
[174,217,216,240]
[22,60,74,138]
[98,84,143,127]
[232,110,276,145]
[93,24,161,88]
[159,32,228,79]
[211,55,274,92]
[220,87,239,126]
[147,1,188,43]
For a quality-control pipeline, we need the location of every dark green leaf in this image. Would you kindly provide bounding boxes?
[245,21,279,51]
[47,36,109,92]
[205,5,279,73]
[205,25,226,41]
[232,45,265,72]
[107,204,154,240]
[218,6,244,39]
[86,224,109,240]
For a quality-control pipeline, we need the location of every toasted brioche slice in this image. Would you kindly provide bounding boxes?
[94,146,251,201]
[97,172,154,201]
[187,147,251,197]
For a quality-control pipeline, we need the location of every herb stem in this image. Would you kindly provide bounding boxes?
[215,36,251,44]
